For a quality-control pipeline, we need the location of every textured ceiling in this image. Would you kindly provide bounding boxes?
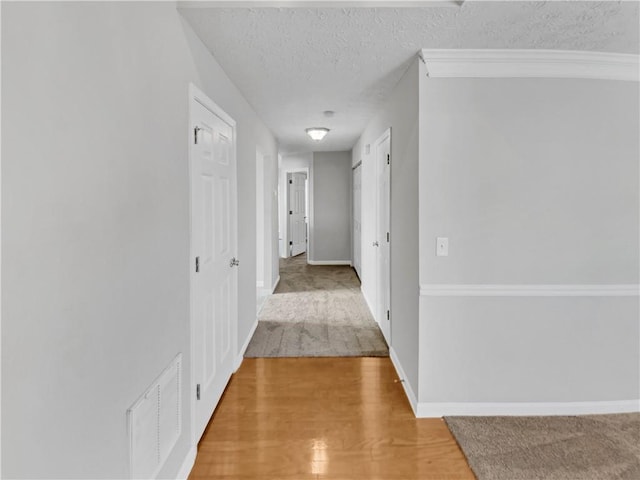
[179,1,639,154]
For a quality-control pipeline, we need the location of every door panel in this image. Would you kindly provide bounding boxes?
[218,176,230,255]
[203,177,214,262]
[204,293,215,384]
[220,276,231,359]
[191,94,237,443]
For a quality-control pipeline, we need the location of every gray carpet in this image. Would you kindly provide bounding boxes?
[245,253,388,357]
[445,413,640,480]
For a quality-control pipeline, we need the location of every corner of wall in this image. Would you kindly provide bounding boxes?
[390,347,418,416]
[416,66,640,412]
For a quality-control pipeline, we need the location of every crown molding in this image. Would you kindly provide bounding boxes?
[419,49,640,82]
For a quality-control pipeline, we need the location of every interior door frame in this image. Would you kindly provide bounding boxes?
[352,161,362,278]
[283,167,309,259]
[188,83,238,447]
[287,171,307,257]
[374,128,391,344]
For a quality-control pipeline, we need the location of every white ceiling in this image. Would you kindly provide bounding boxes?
[179,1,639,154]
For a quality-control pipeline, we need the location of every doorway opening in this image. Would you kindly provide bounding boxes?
[280,165,310,260]
[287,171,308,258]
[244,148,390,359]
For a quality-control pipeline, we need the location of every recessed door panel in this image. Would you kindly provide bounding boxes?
[204,292,216,386]
[217,176,230,257]
[217,132,230,166]
[202,175,214,263]
[220,277,231,360]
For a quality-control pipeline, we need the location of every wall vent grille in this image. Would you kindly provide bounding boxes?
[128,353,182,479]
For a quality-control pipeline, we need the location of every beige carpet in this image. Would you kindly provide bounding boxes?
[245,253,388,357]
[445,413,640,480]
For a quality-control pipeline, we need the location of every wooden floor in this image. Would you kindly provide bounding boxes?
[189,357,474,479]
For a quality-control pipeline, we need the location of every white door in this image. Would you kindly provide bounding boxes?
[375,130,391,344]
[288,172,307,257]
[353,164,362,277]
[190,87,238,443]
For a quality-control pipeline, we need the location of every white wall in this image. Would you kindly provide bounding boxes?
[352,59,420,401]
[1,2,277,478]
[256,151,265,287]
[418,75,639,409]
[311,152,352,263]
[256,151,278,293]
[267,154,280,289]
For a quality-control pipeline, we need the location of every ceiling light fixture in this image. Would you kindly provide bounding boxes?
[305,127,330,141]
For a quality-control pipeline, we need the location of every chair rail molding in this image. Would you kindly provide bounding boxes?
[419,49,640,82]
[419,284,640,297]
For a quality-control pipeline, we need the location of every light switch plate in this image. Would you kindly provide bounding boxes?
[436,237,449,256]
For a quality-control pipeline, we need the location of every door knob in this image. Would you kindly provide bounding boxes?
[373,241,379,247]
[230,257,240,267]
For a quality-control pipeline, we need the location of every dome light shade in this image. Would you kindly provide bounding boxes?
[305,127,330,141]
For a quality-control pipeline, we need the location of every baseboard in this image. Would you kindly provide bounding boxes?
[235,318,259,371]
[361,287,376,321]
[389,347,418,417]
[256,290,270,315]
[176,445,197,480]
[271,275,280,294]
[416,399,640,418]
[307,260,352,266]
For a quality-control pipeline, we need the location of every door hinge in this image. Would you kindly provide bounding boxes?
[387,310,390,321]
[386,232,390,242]
[195,256,200,273]
[194,126,201,144]
[196,383,201,400]
[387,153,390,165]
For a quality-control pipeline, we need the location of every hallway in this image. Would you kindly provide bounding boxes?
[190,257,473,479]
[188,357,474,479]
[246,254,387,357]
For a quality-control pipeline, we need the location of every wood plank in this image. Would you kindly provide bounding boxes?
[189,357,475,480]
